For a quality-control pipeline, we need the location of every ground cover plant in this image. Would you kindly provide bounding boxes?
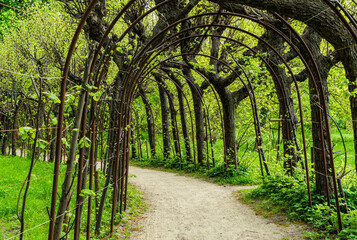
[239,173,357,240]
[131,155,258,186]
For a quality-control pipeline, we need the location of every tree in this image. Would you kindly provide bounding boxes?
[214,0,357,176]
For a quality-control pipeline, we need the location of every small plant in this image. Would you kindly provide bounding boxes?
[246,174,357,239]
[206,162,254,184]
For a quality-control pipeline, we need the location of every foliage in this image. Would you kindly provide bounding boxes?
[206,162,253,185]
[1,0,357,238]
[247,174,357,239]
[0,0,50,38]
[131,156,258,185]
[132,156,197,172]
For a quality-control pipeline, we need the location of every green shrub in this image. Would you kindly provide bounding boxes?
[248,174,357,239]
[206,162,253,184]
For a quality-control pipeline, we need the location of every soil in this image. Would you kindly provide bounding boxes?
[129,166,306,240]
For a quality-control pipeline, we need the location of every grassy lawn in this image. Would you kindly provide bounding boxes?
[0,155,66,239]
[0,155,146,239]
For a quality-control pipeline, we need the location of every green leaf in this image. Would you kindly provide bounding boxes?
[51,117,58,125]
[44,92,61,103]
[36,139,48,149]
[62,138,69,148]
[78,136,91,148]
[20,126,33,131]
[85,83,97,90]
[18,127,34,140]
[80,189,96,197]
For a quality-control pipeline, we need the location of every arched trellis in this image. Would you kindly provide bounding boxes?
[46,0,357,239]
[128,19,314,181]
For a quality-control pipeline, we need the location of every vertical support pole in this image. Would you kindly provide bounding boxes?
[74,96,89,240]
[48,1,98,238]
[86,100,97,239]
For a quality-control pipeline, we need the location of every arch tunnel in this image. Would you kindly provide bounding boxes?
[44,0,357,239]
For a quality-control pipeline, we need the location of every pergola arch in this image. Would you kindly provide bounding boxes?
[48,1,357,238]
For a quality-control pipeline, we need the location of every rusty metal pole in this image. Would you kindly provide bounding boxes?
[74,95,89,240]
[48,1,98,239]
[86,107,96,239]
[121,111,131,213]
[320,0,357,231]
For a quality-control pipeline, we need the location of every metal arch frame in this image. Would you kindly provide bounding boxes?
[80,10,304,180]
[94,8,322,183]
[129,26,310,176]
[54,7,302,238]
[110,11,350,231]
[49,0,357,238]
[108,38,276,233]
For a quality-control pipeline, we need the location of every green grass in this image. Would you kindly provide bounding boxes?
[104,182,147,240]
[0,155,66,239]
[0,155,146,239]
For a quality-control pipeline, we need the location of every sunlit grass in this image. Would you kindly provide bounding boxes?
[0,155,66,239]
[0,155,145,239]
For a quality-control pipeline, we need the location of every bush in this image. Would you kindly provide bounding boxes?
[248,174,357,239]
[207,163,253,185]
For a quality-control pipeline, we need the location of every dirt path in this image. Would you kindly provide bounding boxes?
[129,166,305,240]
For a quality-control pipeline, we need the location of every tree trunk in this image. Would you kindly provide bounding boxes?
[157,80,171,159]
[11,104,19,156]
[107,74,124,165]
[298,27,334,196]
[2,118,8,155]
[167,89,181,159]
[310,78,332,196]
[49,105,58,163]
[183,68,205,165]
[95,156,114,235]
[258,25,300,174]
[163,69,193,161]
[176,80,192,161]
[350,92,357,173]
[139,87,156,157]
[215,86,237,165]
[33,98,45,158]
[131,119,137,159]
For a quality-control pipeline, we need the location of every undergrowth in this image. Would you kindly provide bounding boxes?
[243,174,357,239]
[101,181,147,240]
[131,156,259,185]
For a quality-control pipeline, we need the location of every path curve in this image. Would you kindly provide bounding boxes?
[129,166,303,240]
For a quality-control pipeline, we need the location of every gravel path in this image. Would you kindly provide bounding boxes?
[129,166,305,240]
